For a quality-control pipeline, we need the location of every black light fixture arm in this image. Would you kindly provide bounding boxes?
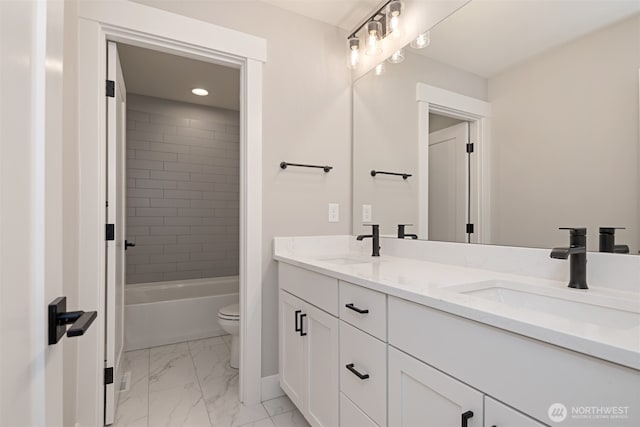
[348,0,394,39]
[371,170,412,180]
[280,162,332,173]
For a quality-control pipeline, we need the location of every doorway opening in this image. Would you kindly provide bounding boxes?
[106,42,244,425]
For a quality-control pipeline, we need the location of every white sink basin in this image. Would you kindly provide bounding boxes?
[447,280,640,330]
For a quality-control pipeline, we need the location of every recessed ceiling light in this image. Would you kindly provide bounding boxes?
[192,88,209,96]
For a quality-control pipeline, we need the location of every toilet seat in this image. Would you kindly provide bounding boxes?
[218,303,239,321]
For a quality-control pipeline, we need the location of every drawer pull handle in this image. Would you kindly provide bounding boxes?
[294,310,302,332]
[345,303,369,314]
[461,410,474,427]
[346,363,370,380]
[299,313,307,336]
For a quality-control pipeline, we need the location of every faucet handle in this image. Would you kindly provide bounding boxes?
[559,227,587,236]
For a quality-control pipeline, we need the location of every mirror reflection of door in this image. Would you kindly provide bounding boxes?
[428,118,470,243]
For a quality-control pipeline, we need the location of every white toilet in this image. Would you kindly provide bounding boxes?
[217,303,240,369]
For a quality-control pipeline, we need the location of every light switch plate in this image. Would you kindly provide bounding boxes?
[362,204,372,222]
[328,203,339,222]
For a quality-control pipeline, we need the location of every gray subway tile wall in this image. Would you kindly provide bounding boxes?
[126,94,239,284]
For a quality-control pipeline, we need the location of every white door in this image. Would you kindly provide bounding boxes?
[305,302,339,427]
[485,396,545,427]
[388,346,483,427]
[105,41,127,425]
[0,0,65,425]
[428,122,469,243]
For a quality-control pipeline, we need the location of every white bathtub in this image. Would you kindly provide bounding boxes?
[124,276,239,351]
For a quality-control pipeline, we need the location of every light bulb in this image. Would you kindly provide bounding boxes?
[347,36,360,69]
[366,21,382,56]
[410,31,431,49]
[191,88,209,96]
[387,48,405,64]
[374,62,386,76]
[388,1,402,40]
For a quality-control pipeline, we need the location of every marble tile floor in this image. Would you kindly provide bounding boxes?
[114,335,310,427]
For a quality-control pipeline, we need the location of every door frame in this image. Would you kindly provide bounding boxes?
[417,83,491,244]
[76,2,266,424]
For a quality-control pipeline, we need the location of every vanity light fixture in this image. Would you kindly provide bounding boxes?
[191,88,209,96]
[374,62,386,76]
[387,1,403,39]
[366,21,383,56]
[348,36,361,69]
[410,31,431,49]
[346,0,404,68]
[388,48,405,64]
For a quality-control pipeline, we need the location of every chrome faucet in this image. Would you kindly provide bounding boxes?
[357,224,380,257]
[550,227,588,289]
[397,224,418,239]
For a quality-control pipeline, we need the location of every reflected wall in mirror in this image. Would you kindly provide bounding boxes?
[353,0,640,254]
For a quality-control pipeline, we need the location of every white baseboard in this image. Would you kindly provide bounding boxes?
[261,374,284,401]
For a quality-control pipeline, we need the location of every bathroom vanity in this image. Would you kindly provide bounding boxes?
[275,236,640,427]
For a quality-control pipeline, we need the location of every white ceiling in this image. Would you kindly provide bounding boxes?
[117,44,240,111]
[260,0,381,31]
[416,0,640,78]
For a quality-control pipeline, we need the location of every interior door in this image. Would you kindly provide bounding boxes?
[0,0,65,424]
[428,122,469,243]
[105,41,127,425]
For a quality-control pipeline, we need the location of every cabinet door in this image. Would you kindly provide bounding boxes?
[279,291,306,410]
[485,396,545,427]
[304,301,339,427]
[388,347,483,427]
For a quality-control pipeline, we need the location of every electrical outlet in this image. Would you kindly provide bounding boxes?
[328,203,339,223]
[362,204,372,222]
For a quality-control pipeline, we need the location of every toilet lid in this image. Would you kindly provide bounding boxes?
[218,303,239,319]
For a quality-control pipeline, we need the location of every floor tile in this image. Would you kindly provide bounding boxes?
[148,381,211,427]
[221,334,232,348]
[270,409,310,427]
[202,374,269,427]
[149,343,198,392]
[262,395,295,417]
[189,338,237,384]
[239,417,276,427]
[114,350,149,427]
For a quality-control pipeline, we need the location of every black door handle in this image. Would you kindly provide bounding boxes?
[48,297,97,345]
[345,363,370,380]
[125,240,136,250]
[345,303,369,314]
[461,410,474,427]
[294,310,302,333]
[299,313,307,336]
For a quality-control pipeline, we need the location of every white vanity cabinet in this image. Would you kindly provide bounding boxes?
[388,346,483,427]
[279,264,339,427]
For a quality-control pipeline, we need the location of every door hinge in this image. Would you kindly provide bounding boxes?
[466,143,474,153]
[105,367,114,385]
[466,223,475,234]
[106,80,115,98]
[106,224,115,241]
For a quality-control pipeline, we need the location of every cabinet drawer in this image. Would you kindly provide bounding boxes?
[340,281,387,341]
[485,396,545,427]
[279,263,339,316]
[340,321,386,427]
[340,393,378,427]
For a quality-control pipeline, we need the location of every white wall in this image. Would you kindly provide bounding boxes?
[488,15,640,253]
[352,51,487,237]
[133,0,352,376]
[125,95,240,284]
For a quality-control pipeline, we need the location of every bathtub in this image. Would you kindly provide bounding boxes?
[124,276,239,351]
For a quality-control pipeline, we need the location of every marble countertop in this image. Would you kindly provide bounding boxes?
[274,247,640,371]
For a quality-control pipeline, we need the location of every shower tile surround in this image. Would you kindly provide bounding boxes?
[126,94,240,284]
[114,336,308,427]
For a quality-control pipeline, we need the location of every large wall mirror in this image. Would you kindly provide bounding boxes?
[352,0,640,254]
